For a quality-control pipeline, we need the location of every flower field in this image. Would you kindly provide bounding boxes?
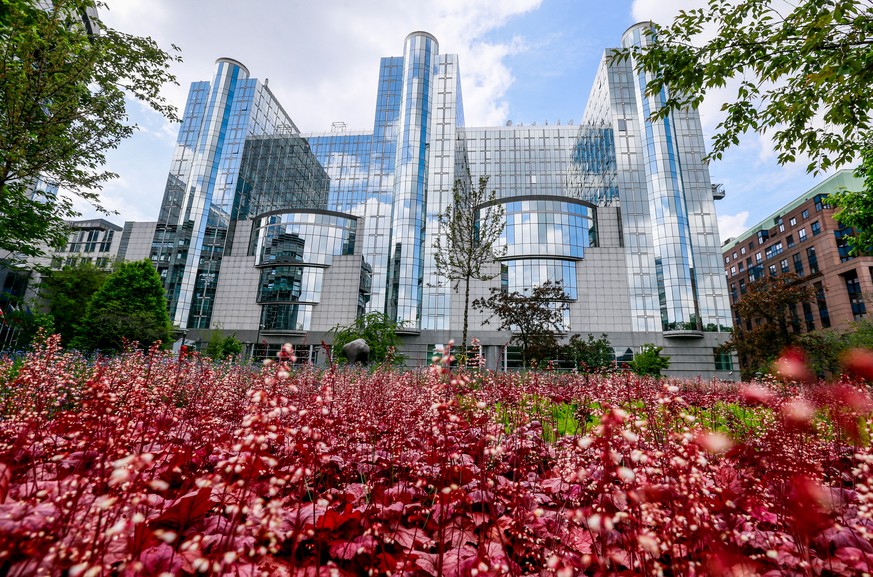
[1,338,872,576]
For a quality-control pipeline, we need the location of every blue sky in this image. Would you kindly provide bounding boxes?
[85,0,837,242]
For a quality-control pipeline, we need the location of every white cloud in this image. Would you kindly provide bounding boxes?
[99,0,542,131]
[631,0,706,26]
[716,211,750,243]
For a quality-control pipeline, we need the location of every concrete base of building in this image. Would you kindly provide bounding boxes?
[186,327,739,382]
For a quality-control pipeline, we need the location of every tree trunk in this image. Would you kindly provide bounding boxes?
[462,276,470,352]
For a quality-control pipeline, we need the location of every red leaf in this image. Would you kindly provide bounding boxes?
[541,476,569,494]
[317,507,360,531]
[153,486,214,529]
[138,543,183,576]
[0,462,10,504]
[835,547,873,571]
[787,476,832,535]
[390,524,429,549]
[128,520,157,558]
[329,534,378,560]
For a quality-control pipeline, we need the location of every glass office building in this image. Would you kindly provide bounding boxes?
[148,26,734,378]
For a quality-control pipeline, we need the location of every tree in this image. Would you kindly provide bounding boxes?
[39,261,110,345]
[795,329,844,378]
[473,280,569,368]
[0,306,54,351]
[0,0,180,263]
[726,273,814,379]
[329,312,404,365]
[563,333,615,372]
[846,318,873,349]
[433,173,506,350]
[616,0,873,252]
[829,152,873,256]
[72,260,172,352]
[630,344,671,378]
[205,331,243,361]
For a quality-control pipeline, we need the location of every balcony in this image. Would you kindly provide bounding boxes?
[663,329,704,338]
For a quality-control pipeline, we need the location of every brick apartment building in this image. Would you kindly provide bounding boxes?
[722,170,872,338]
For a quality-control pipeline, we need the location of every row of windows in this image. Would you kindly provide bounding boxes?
[499,345,734,372]
[730,247,820,301]
[67,229,115,254]
[724,198,825,265]
[727,221,820,275]
[51,256,112,269]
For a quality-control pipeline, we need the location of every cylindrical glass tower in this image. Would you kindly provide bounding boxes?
[170,58,251,327]
[387,32,438,327]
[622,23,699,330]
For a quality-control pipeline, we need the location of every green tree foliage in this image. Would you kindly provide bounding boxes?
[473,280,569,368]
[830,152,873,256]
[726,273,814,379]
[846,318,873,349]
[793,318,873,378]
[0,191,73,262]
[39,261,109,345]
[630,344,671,378]
[0,306,54,351]
[204,331,243,361]
[795,329,844,377]
[0,0,180,263]
[563,333,614,372]
[72,260,172,353]
[616,0,873,253]
[433,173,506,350]
[329,312,404,365]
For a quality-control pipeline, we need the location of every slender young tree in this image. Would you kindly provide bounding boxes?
[473,280,569,368]
[0,0,181,263]
[433,173,506,350]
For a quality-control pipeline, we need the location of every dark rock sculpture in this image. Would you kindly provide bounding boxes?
[343,338,370,365]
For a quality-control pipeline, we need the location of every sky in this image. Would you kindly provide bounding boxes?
[81,0,837,243]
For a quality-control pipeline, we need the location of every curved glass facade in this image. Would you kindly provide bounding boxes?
[253,212,357,266]
[498,197,593,259]
[501,259,578,300]
[252,210,357,331]
[148,30,735,376]
[261,304,314,332]
[257,266,323,303]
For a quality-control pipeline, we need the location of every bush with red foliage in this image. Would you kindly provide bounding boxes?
[0,337,871,575]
